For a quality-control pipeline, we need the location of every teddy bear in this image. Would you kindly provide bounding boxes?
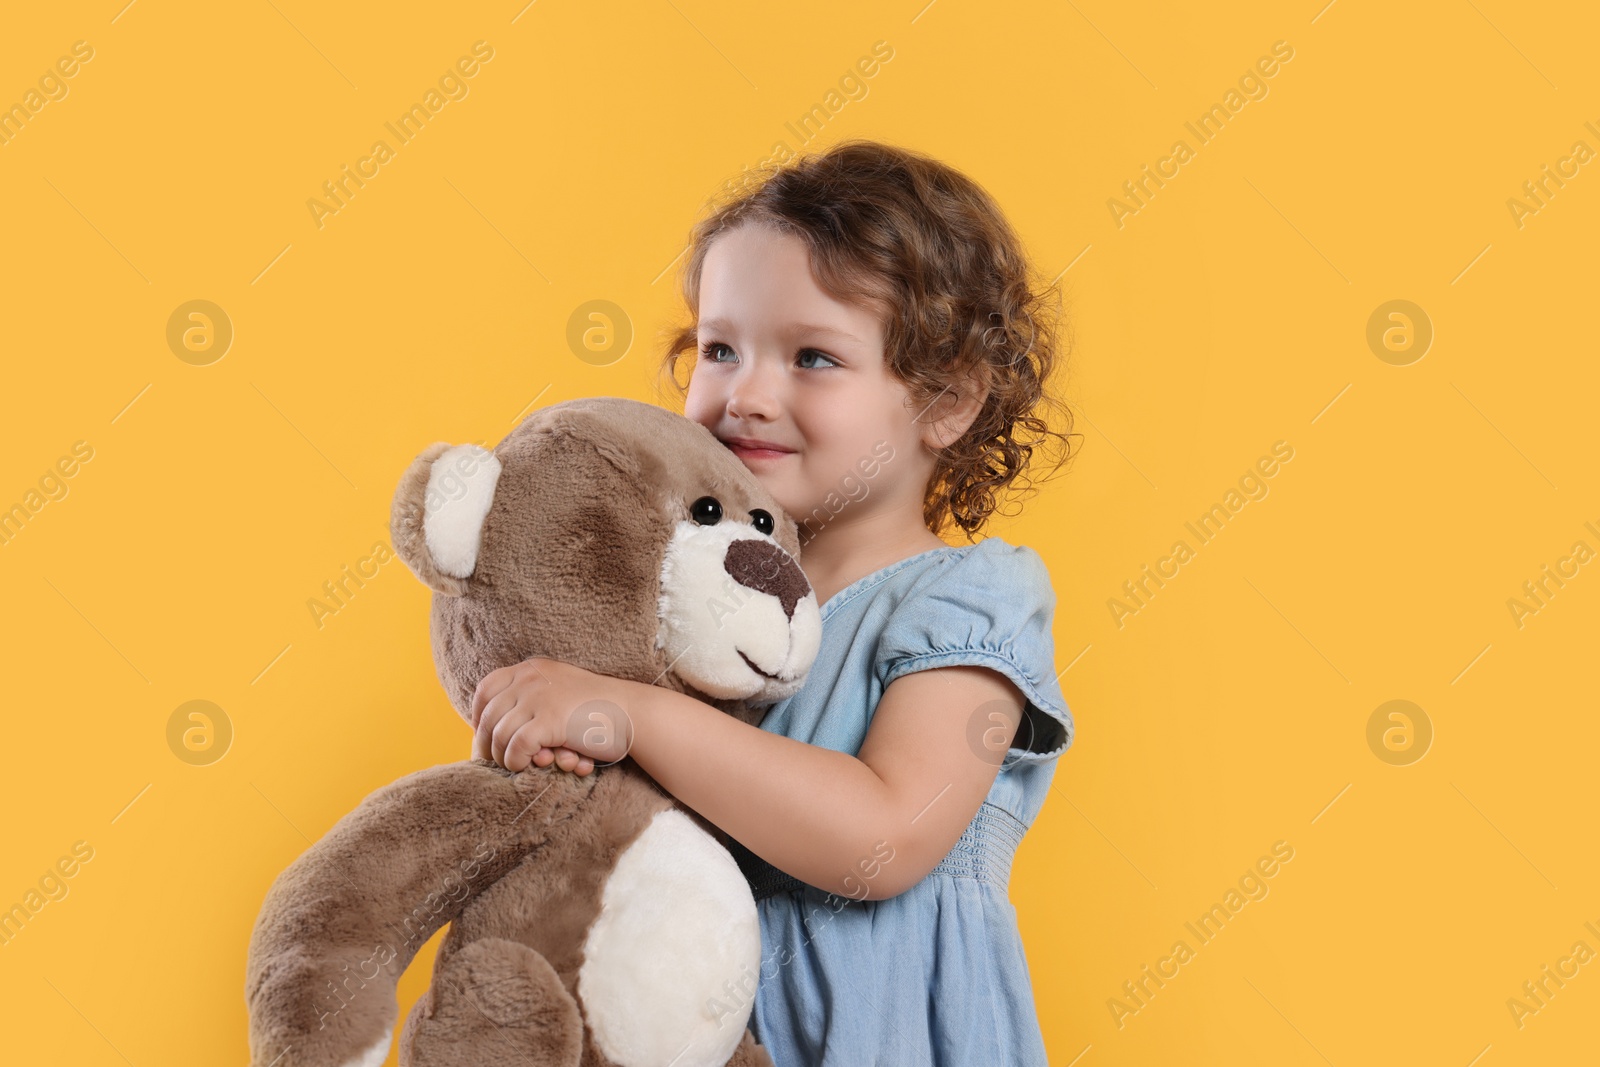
[245,396,821,1067]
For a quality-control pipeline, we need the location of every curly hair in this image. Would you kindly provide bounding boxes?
[655,139,1078,541]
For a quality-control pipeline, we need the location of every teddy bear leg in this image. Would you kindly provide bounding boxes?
[398,937,584,1066]
[722,1028,776,1067]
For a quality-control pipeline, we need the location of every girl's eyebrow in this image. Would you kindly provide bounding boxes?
[699,317,862,344]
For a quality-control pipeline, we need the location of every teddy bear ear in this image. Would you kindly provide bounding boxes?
[389,442,503,597]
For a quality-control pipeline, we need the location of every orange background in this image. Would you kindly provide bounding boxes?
[2,1,1597,1064]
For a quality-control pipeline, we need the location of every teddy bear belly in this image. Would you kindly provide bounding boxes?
[575,806,763,1067]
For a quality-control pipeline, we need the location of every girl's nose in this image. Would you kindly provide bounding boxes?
[725,357,783,421]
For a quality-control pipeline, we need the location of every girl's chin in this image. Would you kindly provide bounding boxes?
[743,476,802,521]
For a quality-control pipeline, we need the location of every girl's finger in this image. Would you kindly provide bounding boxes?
[477,687,519,743]
[502,720,554,773]
[499,726,531,773]
[553,748,580,773]
[470,668,515,728]
[488,701,527,767]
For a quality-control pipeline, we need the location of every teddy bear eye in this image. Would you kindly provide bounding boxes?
[690,496,723,525]
[749,509,775,536]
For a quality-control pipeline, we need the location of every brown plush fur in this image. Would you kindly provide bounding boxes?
[245,398,807,1066]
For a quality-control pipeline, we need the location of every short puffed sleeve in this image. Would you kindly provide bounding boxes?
[873,540,1074,762]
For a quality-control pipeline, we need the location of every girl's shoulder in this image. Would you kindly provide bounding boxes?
[890,536,1057,611]
[872,536,1058,665]
[954,535,1053,584]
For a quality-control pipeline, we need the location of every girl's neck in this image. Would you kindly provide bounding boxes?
[797,511,950,607]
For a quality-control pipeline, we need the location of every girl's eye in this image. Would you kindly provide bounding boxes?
[697,342,838,370]
[797,349,838,369]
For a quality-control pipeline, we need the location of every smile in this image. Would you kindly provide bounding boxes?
[728,444,793,462]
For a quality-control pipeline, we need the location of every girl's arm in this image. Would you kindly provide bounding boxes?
[472,658,1025,902]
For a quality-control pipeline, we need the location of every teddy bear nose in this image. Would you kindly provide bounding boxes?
[723,539,810,619]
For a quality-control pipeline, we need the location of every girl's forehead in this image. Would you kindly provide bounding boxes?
[697,280,887,343]
[698,313,869,345]
[697,224,890,345]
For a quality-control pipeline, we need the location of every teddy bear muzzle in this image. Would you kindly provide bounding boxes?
[655,516,821,706]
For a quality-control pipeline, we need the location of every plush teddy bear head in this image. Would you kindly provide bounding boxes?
[389,396,820,726]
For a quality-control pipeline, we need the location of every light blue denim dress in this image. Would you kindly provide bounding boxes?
[728,537,1075,1066]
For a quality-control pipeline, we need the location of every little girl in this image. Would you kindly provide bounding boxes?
[472,139,1077,1065]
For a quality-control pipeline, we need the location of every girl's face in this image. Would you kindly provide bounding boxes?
[684,223,941,535]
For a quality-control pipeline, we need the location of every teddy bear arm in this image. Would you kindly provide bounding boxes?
[246,761,576,1066]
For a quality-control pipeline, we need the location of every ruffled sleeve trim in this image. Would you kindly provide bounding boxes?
[882,646,1072,763]
[873,540,1075,763]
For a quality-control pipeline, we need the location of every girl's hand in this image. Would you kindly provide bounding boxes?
[469,657,633,775]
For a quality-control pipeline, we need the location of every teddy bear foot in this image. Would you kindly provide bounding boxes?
[398,937,584,1066]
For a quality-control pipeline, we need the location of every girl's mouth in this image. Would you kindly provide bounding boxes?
[721,436,797,461]
[728,444,794,461]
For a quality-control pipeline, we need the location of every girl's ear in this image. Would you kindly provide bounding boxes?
[390,442,503,596]
[917,371,988,451]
